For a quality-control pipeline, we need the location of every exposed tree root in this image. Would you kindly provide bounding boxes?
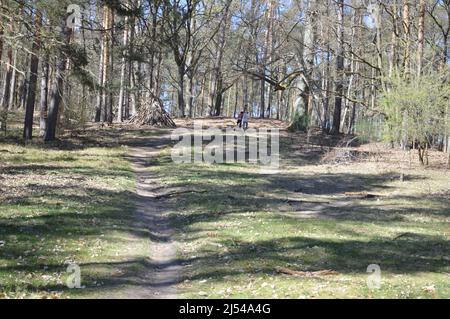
[155,189,208,200]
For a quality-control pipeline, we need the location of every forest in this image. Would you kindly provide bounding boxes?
[0,0,447,156]
[0,0,449,300]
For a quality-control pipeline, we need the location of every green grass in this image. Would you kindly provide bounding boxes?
[0,129,153,299]
[1,120,449,299]
[150,144,450,299]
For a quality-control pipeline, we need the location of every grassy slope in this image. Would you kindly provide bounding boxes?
[0,126,154,298]
[150,135,450,299]
[1,119,449,299]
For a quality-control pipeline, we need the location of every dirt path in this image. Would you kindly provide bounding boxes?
[129,135,181,299]
[101,133,181,299]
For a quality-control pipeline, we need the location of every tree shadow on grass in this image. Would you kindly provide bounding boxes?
[2,126,447,296]
[177,234,450,288]
[1,231,448,295]
[160,168,434,230]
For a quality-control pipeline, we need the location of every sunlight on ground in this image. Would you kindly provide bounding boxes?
[1,121,449,299]
[149,132,450,299]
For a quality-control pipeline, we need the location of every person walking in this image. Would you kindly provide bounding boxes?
[237,111,244,128]
[242,112,249,130]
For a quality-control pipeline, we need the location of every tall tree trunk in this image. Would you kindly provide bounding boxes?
[331,0,345,135]
[260,78,265,118]
[402,0,411,76]
[187,72,195,117]
[95,5,105,122]
[39,54,49,137]
[125,10,136,120]
[177,64,186,117]
[1,17,14,111]
[19,62,29,110]
[23,12,41,140]
[264,0,276,118]
[0,2,4,131]
[0,0,4,71]
[321,0,331,132]
[8,50,17,109]
[233,83,238,117]
[212,0,232,116]
[389,0,400,77]
[95,50,104,122]
[289,0,316,131]
[243,73,249,112]
[305,2,316,124]
[45,61,64,141]
[213,77,223,117]
[44,26,70,141]
[417,0,425,76]
[106,8,114,124]
[118,15,129,123]
[100,4,112,123]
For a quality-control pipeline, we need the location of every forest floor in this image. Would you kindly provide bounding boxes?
[0,115,176,298]
[0,115,449,298]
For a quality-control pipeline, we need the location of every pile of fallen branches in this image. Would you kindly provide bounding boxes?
[320,136,365,164]
[276,267,338,277]
[130,94,176,128]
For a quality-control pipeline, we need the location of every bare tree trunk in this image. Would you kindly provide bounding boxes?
[39,54,49,137]
[134,60,143,115]
[265,0,277,118]
[19,58,29,110]
[214,77,223,116]
[199,74,206,117]
[24,12,41,140]
[106,9,114,124]
[340,3,358,133]
[0,4,4,132]
[331,0,345,135]
[322,2,331,133]
[243,73,249,111]
[212,0,232,116]
[417,0,425,76]
[45,26,70,141]
[95,5,105,122]
[125,12,136,120]
[402,0,411,76]
[118,15,129,123]
[187,72,195,117]
[177,64,186,117]
[226,86,232,117]
[389,0,400,77]
[101,4,112,123]
[260,78,265,118]
[1,18,14,111]
[233,83,238,117]
[8,50,17,109]
[95,56,103,122]
[0,0,3,72]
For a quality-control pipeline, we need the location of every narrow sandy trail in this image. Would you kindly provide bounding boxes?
[128,135,181,299]
[100,133,181,299]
